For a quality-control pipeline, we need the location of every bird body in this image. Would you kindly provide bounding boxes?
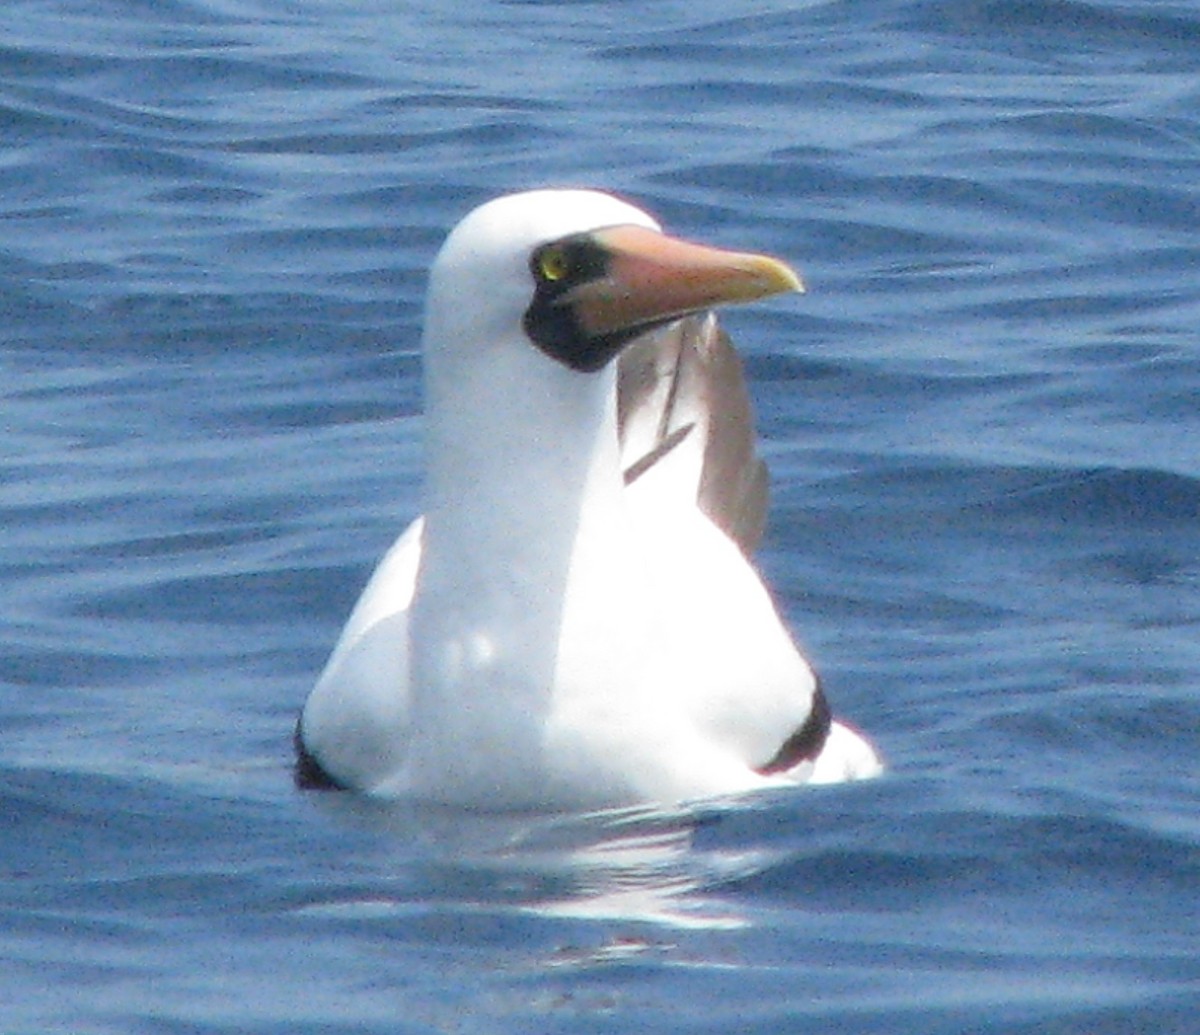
[298,189,881,808]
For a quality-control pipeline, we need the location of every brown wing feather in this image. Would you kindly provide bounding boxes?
[617,314,769,555]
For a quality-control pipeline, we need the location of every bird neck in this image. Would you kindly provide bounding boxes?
[421,340,625,582]
[408,335,627,802]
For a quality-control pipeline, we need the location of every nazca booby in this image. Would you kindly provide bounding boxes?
[297,188,881,808]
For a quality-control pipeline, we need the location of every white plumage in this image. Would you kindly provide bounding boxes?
[298,188,881,808]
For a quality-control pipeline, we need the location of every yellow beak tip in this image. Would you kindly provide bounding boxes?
[755,256,805,298]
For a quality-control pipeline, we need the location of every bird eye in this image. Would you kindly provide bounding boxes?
[537,246,571,282]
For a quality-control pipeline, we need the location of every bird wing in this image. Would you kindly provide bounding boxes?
[617,313,769,556]
[297,516,423,790]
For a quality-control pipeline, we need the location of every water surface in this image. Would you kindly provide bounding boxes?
[3,1,1199,1031]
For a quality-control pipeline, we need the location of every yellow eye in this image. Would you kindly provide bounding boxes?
[538,246,570,282]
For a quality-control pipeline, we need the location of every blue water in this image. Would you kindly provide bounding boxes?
[3,0,1199,1031]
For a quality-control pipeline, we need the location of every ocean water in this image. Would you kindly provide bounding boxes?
[3,0,1199,1031]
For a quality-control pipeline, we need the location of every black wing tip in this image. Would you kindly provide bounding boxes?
[293,718,347,791]
[756,678,833,776]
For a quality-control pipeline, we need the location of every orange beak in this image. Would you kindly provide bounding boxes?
[563,224,803,338]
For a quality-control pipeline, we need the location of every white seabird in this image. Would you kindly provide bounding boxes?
[297,188,881,809]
